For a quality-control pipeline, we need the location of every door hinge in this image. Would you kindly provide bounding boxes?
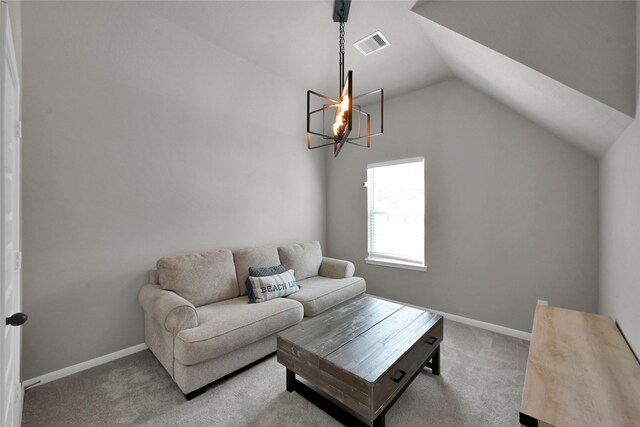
[14,251,21,270]
[15,120,21,140]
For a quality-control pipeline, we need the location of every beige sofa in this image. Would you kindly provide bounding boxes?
[138,241,365,397]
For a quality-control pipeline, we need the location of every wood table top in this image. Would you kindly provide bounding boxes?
[521,305,640,427]
[278,295,442,383]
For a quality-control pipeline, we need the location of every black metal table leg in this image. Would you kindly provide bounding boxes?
[373,414,385,427]
[519,412,539,426]
[425,345,440,375]
[285,368,369,426]
[286,368,295,392]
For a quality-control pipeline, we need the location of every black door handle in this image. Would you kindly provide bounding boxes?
[6,312,27,326]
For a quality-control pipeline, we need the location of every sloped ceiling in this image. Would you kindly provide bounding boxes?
[412,2,634,158]
[138,0,451,101]
[414,0,636,117]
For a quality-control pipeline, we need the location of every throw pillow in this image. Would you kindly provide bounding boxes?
[248,264,286,277]
[244,264,287,300]
[246,270,300,303]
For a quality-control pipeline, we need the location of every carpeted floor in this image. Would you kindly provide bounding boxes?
[22,319,529,426]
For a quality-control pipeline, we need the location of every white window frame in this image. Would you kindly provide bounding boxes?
[365,157,427,272]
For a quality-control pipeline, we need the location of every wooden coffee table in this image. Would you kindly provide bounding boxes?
[277,296,443,427]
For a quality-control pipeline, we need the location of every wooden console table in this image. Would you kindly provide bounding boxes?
[520,305,640,426]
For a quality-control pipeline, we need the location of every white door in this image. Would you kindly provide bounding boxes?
[0,4,23,427]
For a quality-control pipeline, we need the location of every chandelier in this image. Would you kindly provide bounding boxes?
[307,0,384,157]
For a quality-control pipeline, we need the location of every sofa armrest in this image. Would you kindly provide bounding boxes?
[319,257,355,279]
[138,283,198,335]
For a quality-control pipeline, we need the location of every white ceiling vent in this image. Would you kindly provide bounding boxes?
[353,31,390,56]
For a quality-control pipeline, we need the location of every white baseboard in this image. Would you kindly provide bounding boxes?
[21,297,530,390]
[23,343,148,390]
[372,295,532,341]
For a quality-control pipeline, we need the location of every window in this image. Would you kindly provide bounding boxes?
[366,157,426,271]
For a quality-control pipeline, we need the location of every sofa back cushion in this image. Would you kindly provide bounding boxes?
[278,241,323,281]
[233,246,281,296]
[157,250,238,307]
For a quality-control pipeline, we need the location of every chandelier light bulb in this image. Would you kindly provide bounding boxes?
[341,96,350,112]
[334,106,347,138]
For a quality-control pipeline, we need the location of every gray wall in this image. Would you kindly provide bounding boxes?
[327,78,599,333]
[600,114,640,355]
[598,4,640,355]
[21,2,325,379]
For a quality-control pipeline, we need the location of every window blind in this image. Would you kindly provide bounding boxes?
[367,158,424,266]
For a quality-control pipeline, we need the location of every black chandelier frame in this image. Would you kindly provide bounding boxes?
[306,0,384,157]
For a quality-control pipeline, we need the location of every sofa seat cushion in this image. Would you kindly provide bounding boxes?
[286,276,366,317]
[174,296,303,365]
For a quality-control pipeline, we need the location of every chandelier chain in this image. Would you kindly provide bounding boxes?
[339,20,345,93]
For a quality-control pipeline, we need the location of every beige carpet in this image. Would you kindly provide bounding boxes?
[22,319,529,426]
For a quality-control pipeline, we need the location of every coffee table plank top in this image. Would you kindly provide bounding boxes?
[278,296,404,358]
[327,307,441,382]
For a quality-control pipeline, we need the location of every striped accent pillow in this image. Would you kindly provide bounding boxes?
[246,270,300,303]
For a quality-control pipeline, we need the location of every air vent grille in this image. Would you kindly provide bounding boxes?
[353,31,390,56]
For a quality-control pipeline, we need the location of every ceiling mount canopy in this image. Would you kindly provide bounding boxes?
[307,0,384,158]
[332,0,351,23]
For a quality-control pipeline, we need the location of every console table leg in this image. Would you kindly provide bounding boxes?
[373,414,385,427]
[286,369,295,392]
[426,346,440,375]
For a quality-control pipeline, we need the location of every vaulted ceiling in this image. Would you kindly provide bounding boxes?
[412,0,636,158]
[138,0,451,101]
[139,0,637,159]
